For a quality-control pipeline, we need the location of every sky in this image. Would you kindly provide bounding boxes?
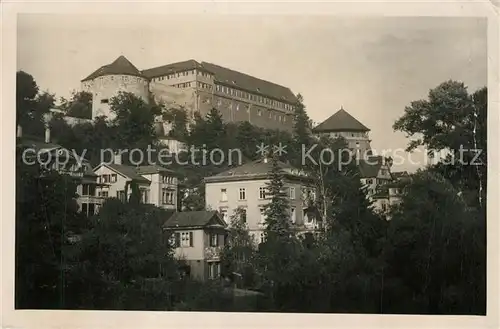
[17,14,487,172]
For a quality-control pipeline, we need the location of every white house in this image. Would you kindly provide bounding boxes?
[93,154,179,210]
[204,158,320,243]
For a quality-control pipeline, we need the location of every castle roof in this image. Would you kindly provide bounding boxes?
[313,108,370,133]
[84,56,298,105]
[141,59,209,78]
[201,62,298,104]
[81,55,145,81]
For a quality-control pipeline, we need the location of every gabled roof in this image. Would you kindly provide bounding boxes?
[163,210,226,229]
[141,59,208,79]
[136,165,177,175]
[100,163,150,183]
[313,108,370,133]
[358,156,384,178]
[201,61,298,104]
[95,163,179,182]
[82,55,145,82]
[204,158,309,183]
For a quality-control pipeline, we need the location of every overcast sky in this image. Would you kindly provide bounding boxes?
[17,14,487,172]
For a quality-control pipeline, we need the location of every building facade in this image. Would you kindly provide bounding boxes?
[163,210,228,281]
[81,56,298,132]
[93,155,179,210]
[204,158,320,244]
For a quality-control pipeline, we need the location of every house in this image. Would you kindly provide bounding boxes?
[357,155,394,214]
[204,158,320,243]
[16,125,104,216]
[371,171,411,219]
[163,210,228,281]
[93,154,179,210]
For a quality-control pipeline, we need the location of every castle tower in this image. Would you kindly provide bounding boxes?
[312,107,372,159]
[81,55,150,120]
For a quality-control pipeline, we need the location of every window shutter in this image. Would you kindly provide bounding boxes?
[189,232,193,247]
[175,232,180,247]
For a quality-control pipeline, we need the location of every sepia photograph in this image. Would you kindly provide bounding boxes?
[3,4,496,326]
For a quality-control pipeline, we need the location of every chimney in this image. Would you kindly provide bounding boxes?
[45,126,51,143]
[16,125,22,138]
[113,152,122,165]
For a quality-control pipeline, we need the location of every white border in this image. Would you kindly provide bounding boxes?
[1,1,499,329]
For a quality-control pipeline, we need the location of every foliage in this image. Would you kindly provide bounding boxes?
[61,91,93,119]
[220,208,258,288]
[15,146,82,309]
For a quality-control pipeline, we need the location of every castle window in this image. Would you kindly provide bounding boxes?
[258,109,262,116]
[101,99,109,104]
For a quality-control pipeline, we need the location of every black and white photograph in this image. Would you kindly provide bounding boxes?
[2,2,499,328]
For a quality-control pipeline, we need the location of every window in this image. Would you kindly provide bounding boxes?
[101,99,109,104]
[220,188,228,202]
[81,203,88,215]
[99,191,109,198]
[366,179,373,185]
[381,203,388,212]
[117,190,126,202]
[208,262,220,279]
[260,232,266,244]
[289,187,296,199]
[219,208,228,223]
[258,109,262,116]
[111,174,117,183]
[283,116,286,122]
[210,233,219,247]
[259,187,266,199]
[290,207,296,223]
[82,184,90,196]
[162,188,175,204]
[181,232,193,247]
[239,188,246,200]
[236,104,240,111]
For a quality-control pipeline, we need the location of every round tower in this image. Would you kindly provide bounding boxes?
[312,107,372,159]
[81,55,150,120]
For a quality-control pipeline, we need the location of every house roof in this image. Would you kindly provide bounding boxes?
[141,59,208,78]
[82,55,145,81]
[105,164,151,183]
[205,158,309,183]
[163,210,226,229]
[313,108,370,133]
[358,156,384,178]
[96,163,178,182]
[136,165,177,175]
[201,62,298,104]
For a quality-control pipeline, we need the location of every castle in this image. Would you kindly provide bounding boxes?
[81,56,298,133]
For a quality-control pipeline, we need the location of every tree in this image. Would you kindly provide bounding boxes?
[220,208,258,288]
[63,91,93,119]
[109,91,161,157]
[382,170,485,314]
[262,155,291,241]
[15,145,82,309]
[65,200,179,309]
[393,81,487,209]
[16,71,54,137]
